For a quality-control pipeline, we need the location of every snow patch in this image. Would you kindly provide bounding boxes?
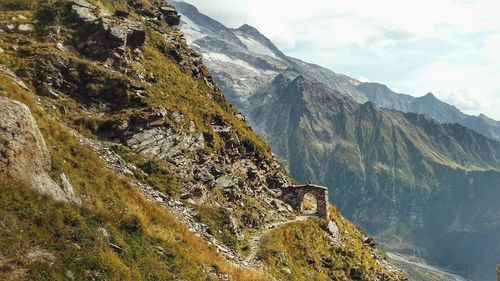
[203,52,278,75]
[236,35,281,60]
[179,17,205,44]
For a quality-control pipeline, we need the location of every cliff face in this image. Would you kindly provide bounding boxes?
[0,1,406,280]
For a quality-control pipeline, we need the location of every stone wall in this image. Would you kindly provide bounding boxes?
[279,184,329,220]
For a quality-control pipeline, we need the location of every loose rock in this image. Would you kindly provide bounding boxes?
[17,23,35,32]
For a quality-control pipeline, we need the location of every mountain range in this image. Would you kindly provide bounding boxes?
[173,2,500,280]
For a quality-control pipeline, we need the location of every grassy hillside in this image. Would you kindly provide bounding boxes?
[0,73,269,280]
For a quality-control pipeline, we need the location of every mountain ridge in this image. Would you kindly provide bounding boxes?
[175,1,500,142]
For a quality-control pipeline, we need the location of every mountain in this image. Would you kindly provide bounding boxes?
[174,2,500,143]
[173,1,367,109]
[174,2,500,280]
[357,84,500,141]
[0,0,407,280]
[356,83,500,141]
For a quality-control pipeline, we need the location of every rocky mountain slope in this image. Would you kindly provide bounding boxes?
[356,83,500,141]
[0,0,406,280]
[173,1,500,144]
[173,2,500,280]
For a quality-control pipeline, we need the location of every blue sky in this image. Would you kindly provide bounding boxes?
[182,0,500,120]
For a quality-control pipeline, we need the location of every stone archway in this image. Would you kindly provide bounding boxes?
[279,184,329,220]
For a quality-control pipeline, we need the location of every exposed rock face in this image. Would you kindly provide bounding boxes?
[0,65,28,90]
[0,97,80,204]
[122,113,292,219]
[70,0,146,71]
[159,6,180,26]
[126,125,204,161]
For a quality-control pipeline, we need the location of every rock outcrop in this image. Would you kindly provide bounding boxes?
[71,0,146,72]
[0,97,80,204]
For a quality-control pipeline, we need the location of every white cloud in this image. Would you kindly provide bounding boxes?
[181,0,500,120]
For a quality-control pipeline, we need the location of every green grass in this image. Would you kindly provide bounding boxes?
[0,75,269,281]
[112,145,181,197]
[258,206,400,281]
[194,205,247,253]
[0,136,8,146]
[0,0,36,11]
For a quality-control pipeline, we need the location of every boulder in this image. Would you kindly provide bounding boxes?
[159,6,180,26]
[71,0,98,23]
[0,97,81,204]
[101,18,145,49]
[17,23,35,33]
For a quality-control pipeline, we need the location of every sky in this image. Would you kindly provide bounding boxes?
[181,0,500,120]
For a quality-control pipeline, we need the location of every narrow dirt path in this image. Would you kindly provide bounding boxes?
[245,216,309,264]
[65,124,312,274]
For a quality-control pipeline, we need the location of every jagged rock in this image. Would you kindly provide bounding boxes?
[73,0,95,9]
[194,168,215,182]
[326,221,342,244]
[38,83,61,99]
[100,17,145,49]
[71,0,145,71]
[159,6,181,26]
[56,42,66,51]
[127,126,204,160]
[215,175,236,189]
[363,236,377,248]
[0,47,3,53]
[71,0,98,23]
[0,97,80,204]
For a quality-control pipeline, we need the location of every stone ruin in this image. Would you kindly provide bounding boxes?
[279,184,329,220]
